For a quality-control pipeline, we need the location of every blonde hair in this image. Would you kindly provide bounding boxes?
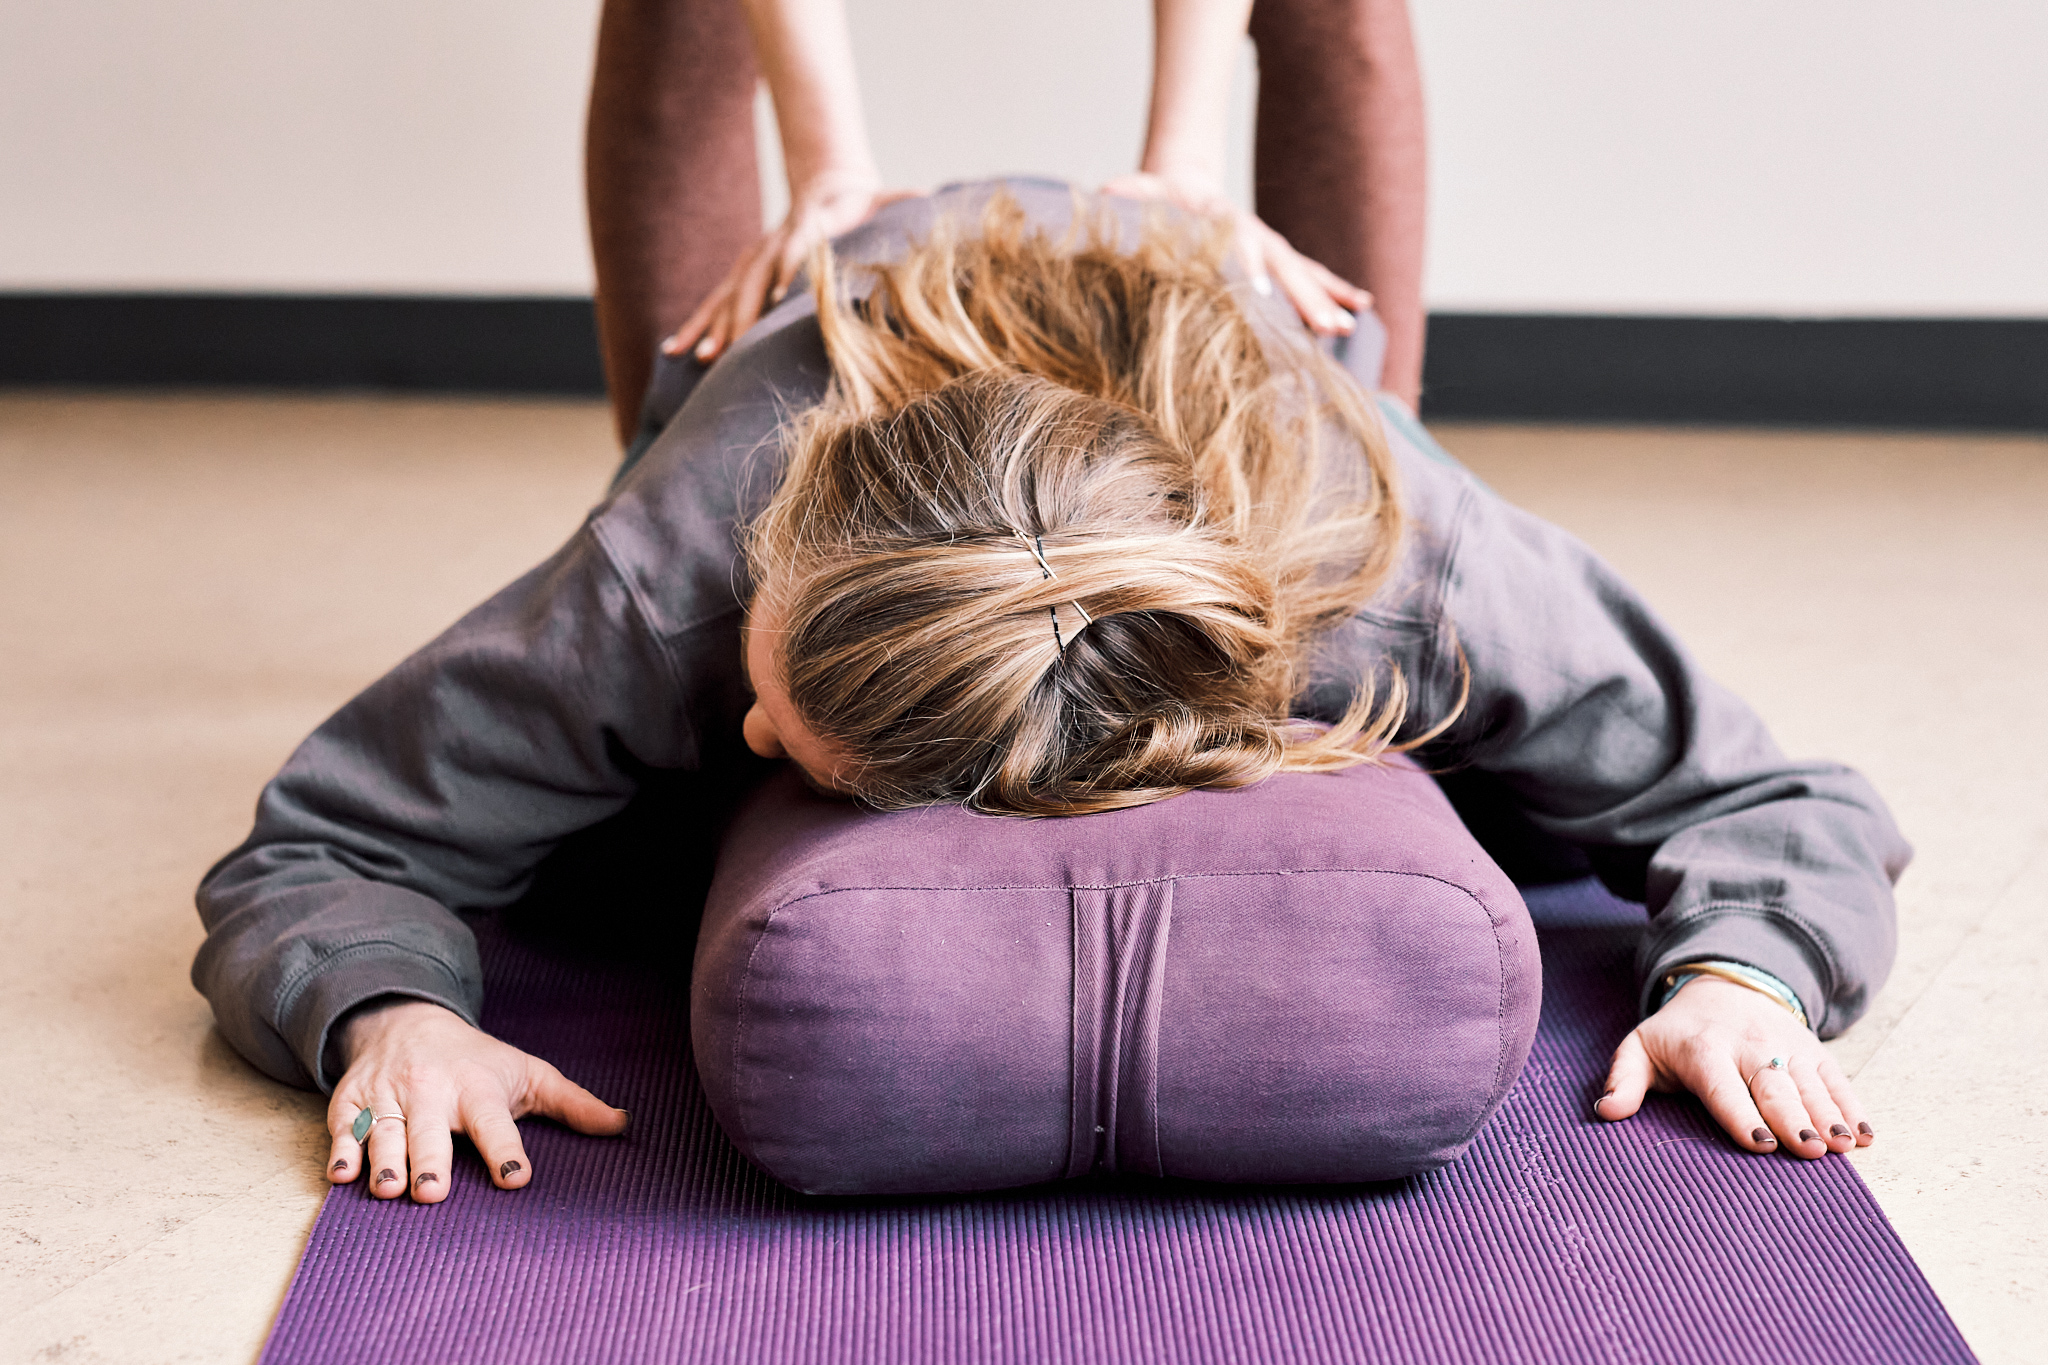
[746,192,1450,815]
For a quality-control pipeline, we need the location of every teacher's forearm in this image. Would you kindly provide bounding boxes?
[740,0,880,195]
[1141,0,1257,193]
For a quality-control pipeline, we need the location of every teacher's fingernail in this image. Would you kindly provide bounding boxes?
[1798,1129,1819,1143]
[1830,1124,1851,1138]
[1751,1128,1775,1147]
[499,1160,523,1178]
[618,1109,634,1136]
[1857,1121,1875,1137]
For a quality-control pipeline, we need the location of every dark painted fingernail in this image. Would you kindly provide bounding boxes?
[1751,1128,1775,1147]
[618,1109,634,1136]
[1830,1124,1851,1138]
[500,1160,523,1178]
[416,1172,439,1187]
[1799,1129,1819,1143]
[376,1168,400,1185]
[331,1159,348,1173]
[1857,1121,1874,1137]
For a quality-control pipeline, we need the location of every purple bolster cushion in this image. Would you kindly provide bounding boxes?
[693,755,1541,1196]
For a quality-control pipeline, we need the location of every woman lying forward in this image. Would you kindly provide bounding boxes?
[193,181,1908,1203]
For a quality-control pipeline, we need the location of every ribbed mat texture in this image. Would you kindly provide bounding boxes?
[261,879,1974,1364]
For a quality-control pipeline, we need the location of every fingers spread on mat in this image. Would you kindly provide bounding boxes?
[1594,1029,1655,1120]
[461,1092,533,1190]
[1789,1059,1856,1154]
[366,1116,409,1199]
[1685,1043,1784,1155]
[1748,1062,1830,1159]
[1814,1051,1875,1147]
[407,1111,456,1205]
[1632,976,1874,1158]
[1624,978,1779,1151]
[523,1057,632,1139]
[324,1091,365,1184]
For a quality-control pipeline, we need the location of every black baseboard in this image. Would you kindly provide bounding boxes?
[1422,314,2047,430]
[0,293,605,395]
[4,293,2044,429]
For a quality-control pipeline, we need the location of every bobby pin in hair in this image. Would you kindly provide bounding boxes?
[1017,532,1093,653]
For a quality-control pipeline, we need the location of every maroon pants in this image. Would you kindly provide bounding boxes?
[585,0,1427,443]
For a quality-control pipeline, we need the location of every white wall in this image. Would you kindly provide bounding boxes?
[1414,0,2048,316]
[2,0,2043,314]
[0,0,601,294]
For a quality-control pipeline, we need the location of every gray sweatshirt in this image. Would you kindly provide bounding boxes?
[193,182,1909,1092]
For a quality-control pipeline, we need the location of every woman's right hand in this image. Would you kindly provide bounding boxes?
[325,998,629,1203]
[661,176,918,367]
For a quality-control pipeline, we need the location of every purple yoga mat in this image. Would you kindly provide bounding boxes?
[261,879,1974,1364]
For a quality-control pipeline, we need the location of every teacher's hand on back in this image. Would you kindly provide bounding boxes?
[660,175,919,366]
[1101,170,1371,338]
[660,0,1372,372]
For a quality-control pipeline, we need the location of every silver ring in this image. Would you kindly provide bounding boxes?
[1744,1056,1788,1092]
[351,1107,406,1143]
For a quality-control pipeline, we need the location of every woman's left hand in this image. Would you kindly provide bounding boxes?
[661,175,919,365]
[1595,976,1876,1157]
[1102,171,1371,339]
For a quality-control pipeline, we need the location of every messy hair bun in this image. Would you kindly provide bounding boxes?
[746,193,1451,814]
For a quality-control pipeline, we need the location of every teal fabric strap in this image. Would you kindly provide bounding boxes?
[1657,960,1810,1030]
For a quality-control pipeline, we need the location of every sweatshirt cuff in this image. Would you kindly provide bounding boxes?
[1636,906,1829,1037]
[280,944,480,1092]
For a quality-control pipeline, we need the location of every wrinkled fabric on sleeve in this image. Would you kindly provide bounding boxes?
[194,529,697,1088]
[193,300,837,1091]
[1315,433,1910,1038]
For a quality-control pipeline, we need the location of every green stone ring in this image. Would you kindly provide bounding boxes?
[351,1107,405,1143]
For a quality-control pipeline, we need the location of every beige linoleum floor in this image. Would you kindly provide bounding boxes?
[2,392,2042,1363]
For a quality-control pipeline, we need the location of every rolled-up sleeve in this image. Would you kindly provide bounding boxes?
[193,523,703,1089]
[1420,474,1910,1037]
